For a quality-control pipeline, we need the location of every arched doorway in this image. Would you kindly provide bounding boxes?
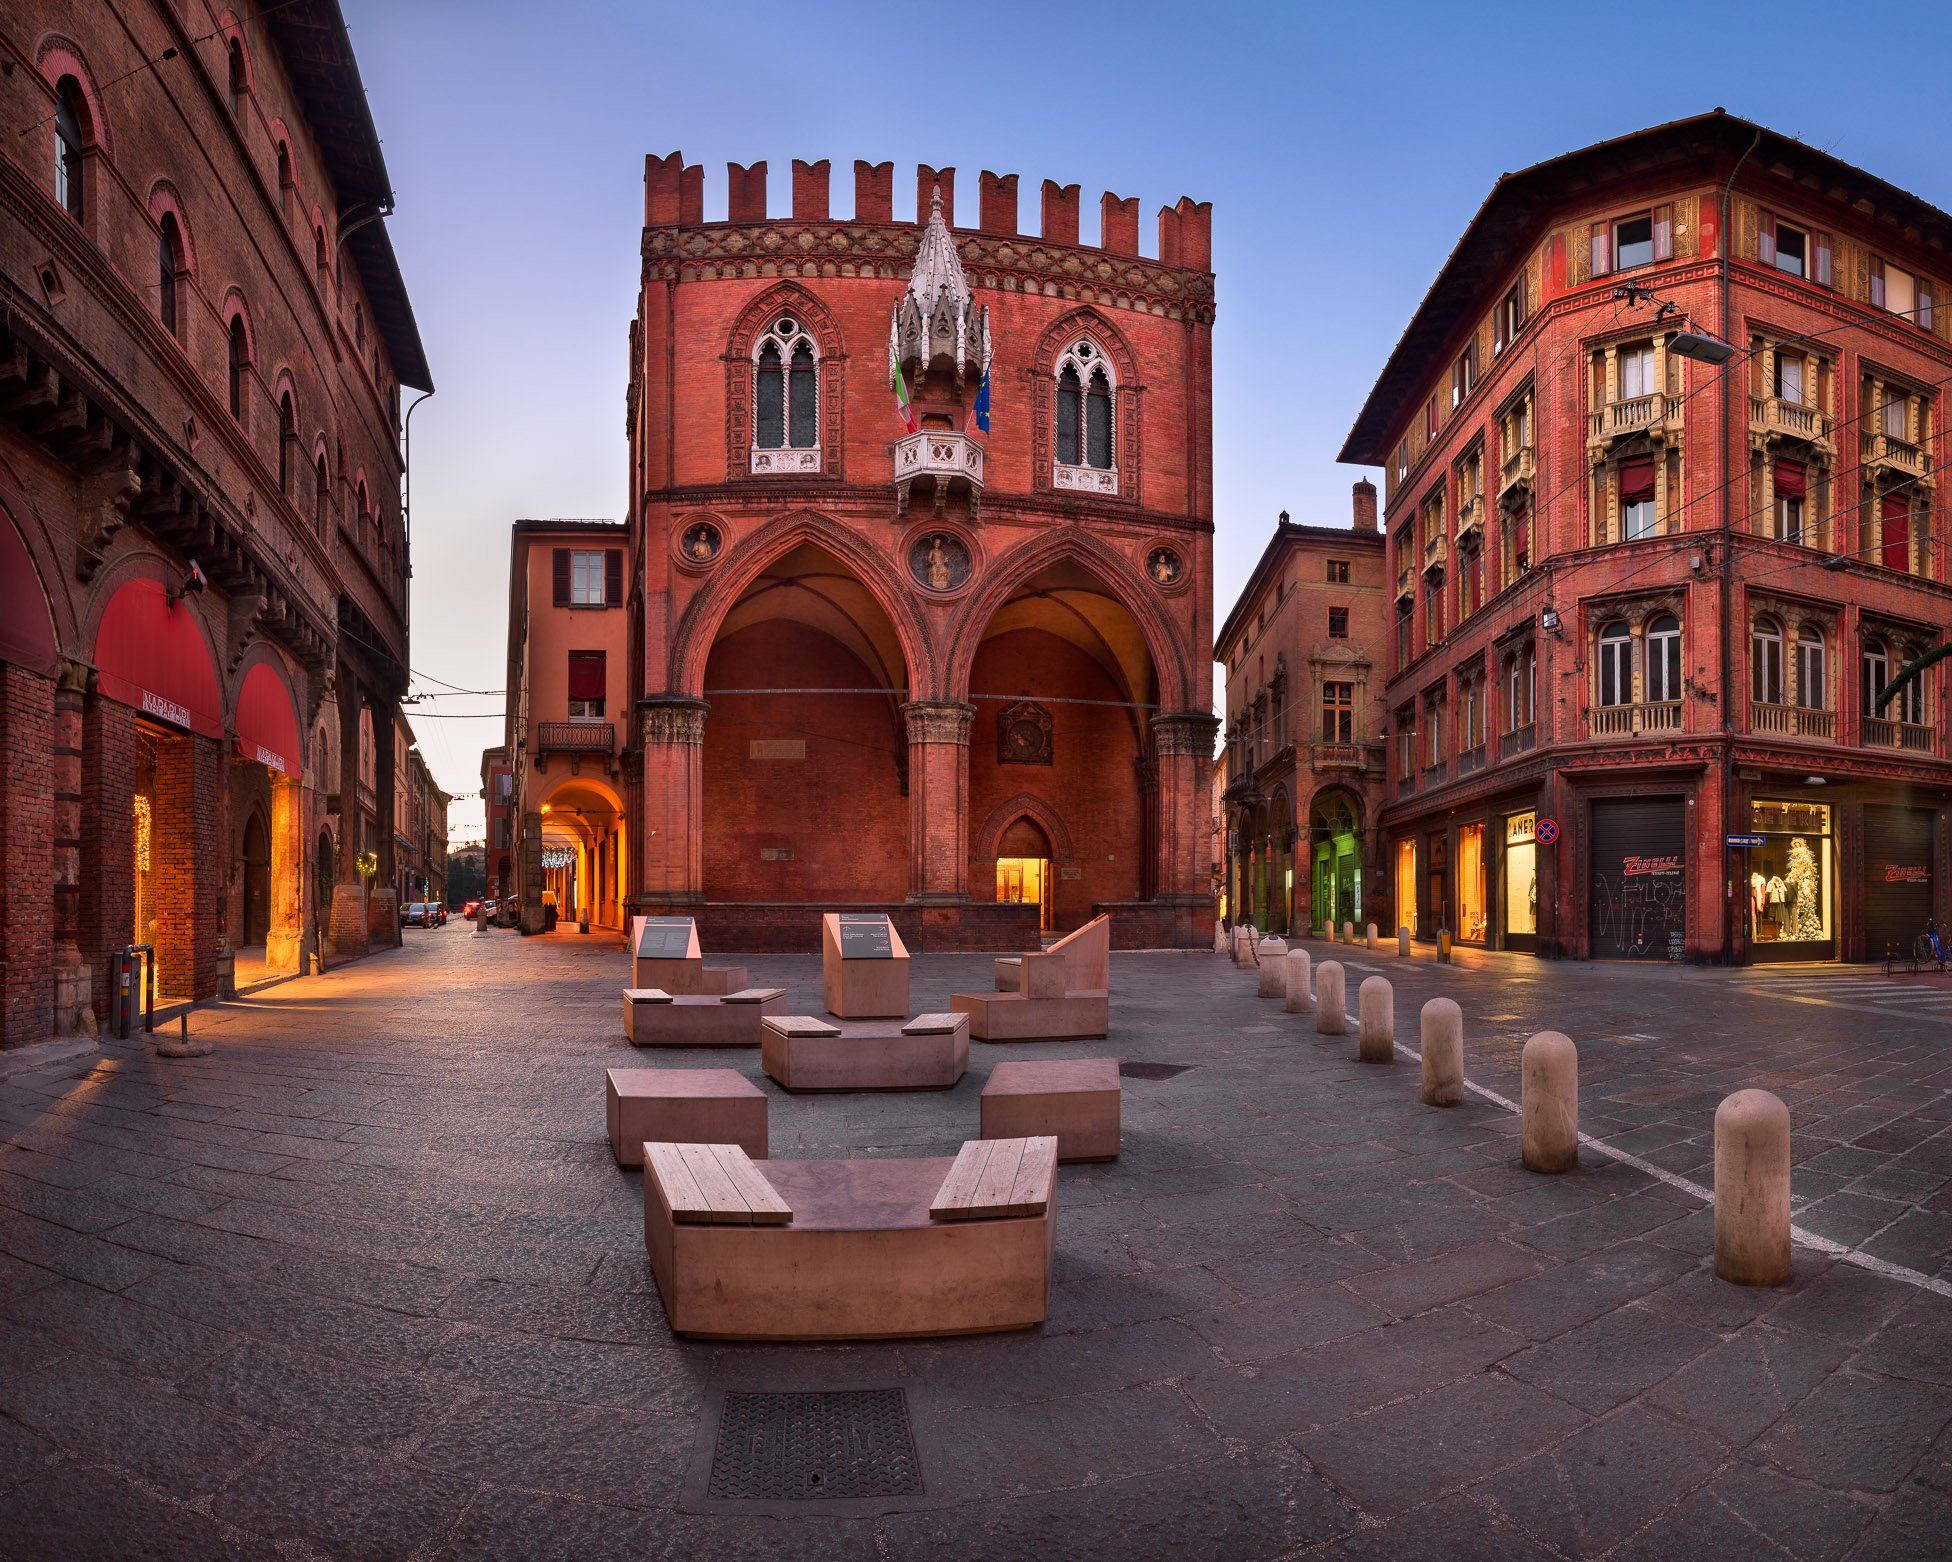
[966,558,1156,933]
[1309,789,1364,937]
[241,808,271,947]
[537,774,629,929]
[700,542,910,903]
[995,815,1054,932]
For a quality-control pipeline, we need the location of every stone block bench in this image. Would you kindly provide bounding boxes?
[957,915,1111,1041]
[623,987,787,1047]
[605,1068,767,1168]
[629,915,749,996]
[980,1058,1120,1162]
[642,1135,1057,1339]
[760,1012,968,1092]
[991,913,1110,993]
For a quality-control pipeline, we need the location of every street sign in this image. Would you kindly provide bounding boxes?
[1535,817,1560,845]
[1726,834,1765,848]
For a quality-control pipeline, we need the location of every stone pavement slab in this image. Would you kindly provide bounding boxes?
[0,928,1949,1558]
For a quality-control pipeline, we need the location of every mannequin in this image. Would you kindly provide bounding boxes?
[1787,836,1822,942]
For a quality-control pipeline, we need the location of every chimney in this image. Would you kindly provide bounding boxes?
[1352,479,1378,532]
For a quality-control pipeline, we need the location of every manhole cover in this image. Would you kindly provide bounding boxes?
[1120,1062,1193,1080]
[708,1389,923,1502]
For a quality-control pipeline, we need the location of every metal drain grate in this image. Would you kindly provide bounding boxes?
[707,1388,923,1502]
[1120,1061,1193,1080]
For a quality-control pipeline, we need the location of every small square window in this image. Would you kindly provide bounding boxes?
[1774,223,1807,278]
[1326,559,1349,584]
[1615,215,1654,270]
[1328,607,1349,639]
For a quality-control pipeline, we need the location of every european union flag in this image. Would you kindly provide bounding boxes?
[971,361,991,433]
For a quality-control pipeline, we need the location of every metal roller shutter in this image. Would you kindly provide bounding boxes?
[1862,805,1933,964]
[1589,798,1687,960]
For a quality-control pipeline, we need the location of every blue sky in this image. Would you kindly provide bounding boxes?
[354,0,1952,843]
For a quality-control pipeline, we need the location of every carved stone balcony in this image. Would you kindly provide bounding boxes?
[1395,563,1415,602]
[1589,701,1682,738]
[1861,431,1931,485]
[1863,717,1934,753]
[1422,534,1449,578]
[1751,702,1836,741]
[896,430,985,516]
[1749,395,1832,451]
[1587,392,1676,449]
[1456,495,1484,544]
[1500,445,1536,500]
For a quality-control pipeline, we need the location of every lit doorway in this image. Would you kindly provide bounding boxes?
[996,857,1052,931]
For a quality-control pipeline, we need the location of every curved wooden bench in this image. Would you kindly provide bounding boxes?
[642,1136,1057,1339]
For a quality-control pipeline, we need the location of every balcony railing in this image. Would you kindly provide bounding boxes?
[1864,717,1934,753]
[1455,494,1485,542]
[1422,534,1449,577]
[1500,444,1535,496]
[1751,702,1836,741]
[1395,563,1415,601]
[1588,392,1668,444]
[1421,761,1448,786]
[537,721,616,756]
[1749,395,1831,447]
[1499,724,1536,758]
[896,429,987,514]
[1589,701,1682,737]
[1456,743,1487,776]
[1860,431,1929,479]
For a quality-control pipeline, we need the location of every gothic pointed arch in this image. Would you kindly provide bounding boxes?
[669,510,935,698]
[972,791,1077,863]
[724,282,847,479]
[945,530,1190,714]
[1031,307,1142,501]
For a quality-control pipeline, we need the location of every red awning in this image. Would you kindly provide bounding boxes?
[567,651,606,701]
[235,662,302,776]
[92,576,223,738]
[0,516,57,677]
[1774,461,1806,498]
[1619,459,1656,502]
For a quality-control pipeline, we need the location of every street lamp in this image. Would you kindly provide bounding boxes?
[1669,328,1737,365]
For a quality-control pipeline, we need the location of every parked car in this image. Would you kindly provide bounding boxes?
[482,899,499,919]
[462,899,482,919]
[428,903,447,926]
[400,901,435,929]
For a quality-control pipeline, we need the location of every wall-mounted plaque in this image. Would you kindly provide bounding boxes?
[635,916,696,958]
[836,912,895,959]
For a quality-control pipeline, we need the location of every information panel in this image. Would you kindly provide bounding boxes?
[836,913,895,960]
[635,916,696,958]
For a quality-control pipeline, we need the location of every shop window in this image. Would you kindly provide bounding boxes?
[1596,621,1632,707]
[1505,812,1538,938]
[1458,823,1486,943]
[1746,800,1831,955]
[1646,615,1681,703]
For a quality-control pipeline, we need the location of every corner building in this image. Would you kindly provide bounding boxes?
[1343,112,1952,963]
[627,159,1217,950]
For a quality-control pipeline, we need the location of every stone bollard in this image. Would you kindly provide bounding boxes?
[1283,948,1312,1013]
[1233,924,1257,968]
[1214,922,1227,955]
[1256,937,1288,998]
[1714,1090,1792,1286]
[1521,1031,1578,1173]
[1356,976,1393,1063]
[1314,961,1347,1035]
[1343,920,1356,945]
[1365,922,1378,951]
[1420,998,1465,1106]
[1397,926,1411,958]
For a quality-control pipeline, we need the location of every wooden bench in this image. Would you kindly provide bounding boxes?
[954,914,1110,1041]
[760,1012,968,1092]
[980,1058,1120,1162]
[605,1069,768,1167]
[623,987,787,1047]
[642,1136,1057,1339]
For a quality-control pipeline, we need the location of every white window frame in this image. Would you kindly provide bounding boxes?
[1597,623,1633,708]
[569,550,606,606]
[750,316,823,474]
[1052,338,1119,495]
[1646,615,1682,704]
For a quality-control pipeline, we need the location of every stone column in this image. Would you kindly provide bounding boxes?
[901,701,975,902]
[1150,711,1221,945]
[0,663,56,1045]
[50,660,91,1035]
[368,705,399,946]
[520,809,546,934]
[329,671,367,960]
[635,698,709,907]
[80,693,137,1013]
[265,774,303,972]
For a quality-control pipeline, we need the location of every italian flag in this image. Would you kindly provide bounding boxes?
[894,357,918,434]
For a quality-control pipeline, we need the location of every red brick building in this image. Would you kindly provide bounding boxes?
[0,2,428,1045]
[1217,486,1391,937]
[624,159,1217,950]
[1342,112,1952,963]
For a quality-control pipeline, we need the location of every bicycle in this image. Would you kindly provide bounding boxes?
[1913,918,1946,975]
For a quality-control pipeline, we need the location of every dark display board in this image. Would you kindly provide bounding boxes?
[1589,798,1686,960]
[635,916,696,958]
[836,913,895,959]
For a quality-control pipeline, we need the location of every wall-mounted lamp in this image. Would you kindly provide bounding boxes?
[167,561,207,609]
[1540,604,1563,637]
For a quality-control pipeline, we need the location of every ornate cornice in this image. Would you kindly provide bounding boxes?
[638,696,710,747]
[643,221,1216,324]
[901,700,976,745]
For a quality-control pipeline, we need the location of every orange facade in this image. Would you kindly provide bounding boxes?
[625,160,1218,949]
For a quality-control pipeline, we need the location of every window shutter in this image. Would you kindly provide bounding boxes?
[1774,461,1806,499]
[1652,204,1673,262]
[1757,212,1775,267]
[566,651,605,701]
[1871,258,1885,309]
[1619,458,1656,503]
[1814,232,1833,287]
[605,549,623,606]
[552,548,570,607]
[1589,222,1610,278]
[1919,283,1936,333]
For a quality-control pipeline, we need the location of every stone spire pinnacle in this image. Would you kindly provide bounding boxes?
[890,184,989,393]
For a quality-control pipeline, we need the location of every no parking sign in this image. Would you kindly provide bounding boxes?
[1536,817,1560,845]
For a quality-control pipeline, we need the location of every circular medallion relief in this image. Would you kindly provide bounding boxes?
[1146,545,1185,588]
[677,520,723,566]
[907,530,973,594]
